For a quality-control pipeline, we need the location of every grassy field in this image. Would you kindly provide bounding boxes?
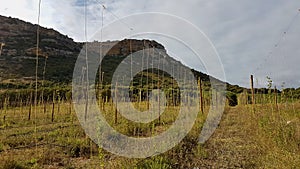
[0,100,300,168]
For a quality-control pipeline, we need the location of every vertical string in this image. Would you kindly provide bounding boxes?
[84,0,89,121]
[99,5,105,105]
[35,0,42,153]
[130,39,133,82]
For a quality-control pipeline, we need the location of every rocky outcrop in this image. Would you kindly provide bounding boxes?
[0,15,245,94]
[0,15,172,82]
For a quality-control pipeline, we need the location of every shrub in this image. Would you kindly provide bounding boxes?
[226,92,238,106]
[136,156,172,169]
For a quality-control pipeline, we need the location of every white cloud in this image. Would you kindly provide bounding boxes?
[1,0,37,23]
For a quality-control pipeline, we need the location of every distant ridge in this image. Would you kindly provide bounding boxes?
[0,15,244,93]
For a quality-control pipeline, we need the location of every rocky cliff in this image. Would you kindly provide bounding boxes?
[0,15,243,93]
[0,15,191,83]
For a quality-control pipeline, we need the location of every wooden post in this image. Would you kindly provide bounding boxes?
[158,81,161,124]
[43,99,47,114]
[28,103,32,121]
[172,87,175,107]
[51,102,55,122]
[198,78,204,114]
[215,90,218,108]
[250,75,255,104]
[57,98,60,114]
[69,99,72,114]
[114,82,118,124]
[28,90,33,121]
[146,82,150,110]
[85,87,89,121]
[2,96,7,123]
[43,97,49,114]
[51,91,55,122]
[0,43,5,56]
[139,88,142,110]
[20,99,23,115]
[274,86,278,111]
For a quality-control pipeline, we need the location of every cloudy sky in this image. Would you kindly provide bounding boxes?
[1,0,300,88]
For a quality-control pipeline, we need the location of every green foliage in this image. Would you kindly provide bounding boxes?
[67,140,93,158]
[266,76,273,90]
[226,84,244,93]
[136,156,172,169]
[226,91,238,106]
[2,159,27,169]
[282,88,300,99]
[0,86,71,107]
[193,144,208,158]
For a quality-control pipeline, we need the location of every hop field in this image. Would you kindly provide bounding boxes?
[0,99,300,168]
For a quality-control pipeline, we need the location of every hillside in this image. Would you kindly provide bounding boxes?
[0,15,243,93]
[0,15,81,83]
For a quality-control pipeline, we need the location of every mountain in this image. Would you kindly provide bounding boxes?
[0,15,81,83]
[0,15,244,94]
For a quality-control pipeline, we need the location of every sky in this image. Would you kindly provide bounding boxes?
[1,0,300,88]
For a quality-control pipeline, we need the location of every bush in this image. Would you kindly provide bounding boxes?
[226,92,238,106]
[67,140,93,158]
[136,156,172,169]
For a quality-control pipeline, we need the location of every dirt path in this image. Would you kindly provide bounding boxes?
[192,107,259,168]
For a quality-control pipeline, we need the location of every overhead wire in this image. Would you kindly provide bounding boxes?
[254,9,300,74]
[35,0,42,153]
[98,3,105,101]
[84,0,89,121]
[93,0,133,31]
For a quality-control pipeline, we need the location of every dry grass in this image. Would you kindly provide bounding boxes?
[0,100,300,168]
